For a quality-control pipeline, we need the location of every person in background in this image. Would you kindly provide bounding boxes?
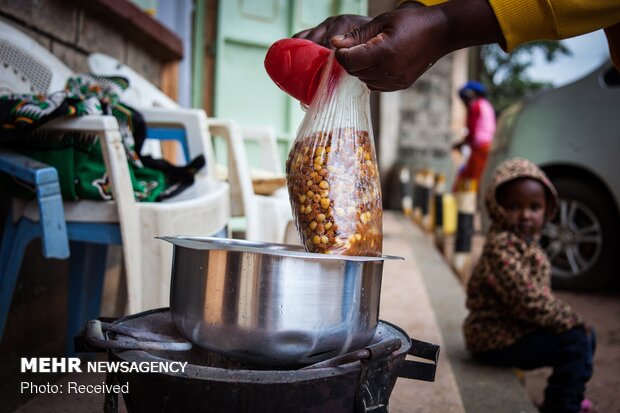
[464,158,595,413]
[452,80,496,192]
[294,0,620,92]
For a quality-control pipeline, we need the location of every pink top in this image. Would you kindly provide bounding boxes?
[466,98,496,148]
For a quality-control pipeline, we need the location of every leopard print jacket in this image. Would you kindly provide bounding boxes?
[463,158,583,353]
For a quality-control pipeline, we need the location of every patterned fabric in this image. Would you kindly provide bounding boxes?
[463,158,583,353]
[0,74,203,202]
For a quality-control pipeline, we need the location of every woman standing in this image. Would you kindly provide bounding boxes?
[453,81,496,191]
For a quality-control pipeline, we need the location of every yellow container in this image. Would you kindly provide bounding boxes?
[442,193,458,236]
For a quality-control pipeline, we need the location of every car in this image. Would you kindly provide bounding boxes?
[480,61,620,290]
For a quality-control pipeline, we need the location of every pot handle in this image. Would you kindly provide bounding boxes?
[396,338,440,382]
[301,338,402,370]
[84,320,193,352]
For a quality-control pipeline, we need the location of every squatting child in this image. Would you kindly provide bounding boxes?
[463,158,595,413]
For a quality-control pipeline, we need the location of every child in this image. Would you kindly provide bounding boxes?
[464,158,595,413]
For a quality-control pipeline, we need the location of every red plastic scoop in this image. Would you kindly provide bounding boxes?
[264,38,332,106]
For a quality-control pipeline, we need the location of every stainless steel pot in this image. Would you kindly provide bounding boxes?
[160,236,402,366]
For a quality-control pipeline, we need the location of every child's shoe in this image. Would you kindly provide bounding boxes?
[579,398,594,413]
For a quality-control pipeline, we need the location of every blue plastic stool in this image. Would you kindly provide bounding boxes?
[0,150,123,355]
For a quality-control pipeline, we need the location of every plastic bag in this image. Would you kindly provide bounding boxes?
[286,53,382,256]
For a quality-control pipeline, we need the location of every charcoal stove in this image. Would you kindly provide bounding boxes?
[80,308,439,413]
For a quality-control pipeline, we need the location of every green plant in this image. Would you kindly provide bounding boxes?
[479,41,572,114]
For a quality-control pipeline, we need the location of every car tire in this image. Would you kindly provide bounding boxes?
[540,177,619,290]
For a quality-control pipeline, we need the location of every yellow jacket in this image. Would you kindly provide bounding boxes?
[403,0,620,68]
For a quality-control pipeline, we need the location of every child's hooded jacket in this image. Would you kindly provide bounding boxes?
[463,158,583,353]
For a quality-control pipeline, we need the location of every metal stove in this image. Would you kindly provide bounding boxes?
[79,308,439,413]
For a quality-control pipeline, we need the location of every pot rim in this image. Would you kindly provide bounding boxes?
[158,236,403,262]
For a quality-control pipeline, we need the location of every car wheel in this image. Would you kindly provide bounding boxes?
[539,177,619,290]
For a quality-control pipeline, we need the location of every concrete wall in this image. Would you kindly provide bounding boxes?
[381,49,469,209]
[0,0,164,86]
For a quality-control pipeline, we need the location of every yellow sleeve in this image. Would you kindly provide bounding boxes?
[399,0,620,67]
[488,0,620,52]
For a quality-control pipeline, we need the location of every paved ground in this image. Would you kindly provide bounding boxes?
[379,212,465,413]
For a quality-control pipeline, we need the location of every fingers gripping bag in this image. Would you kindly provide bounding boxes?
[266,39,382,256]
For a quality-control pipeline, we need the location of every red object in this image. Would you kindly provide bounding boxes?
[264,38,332,106]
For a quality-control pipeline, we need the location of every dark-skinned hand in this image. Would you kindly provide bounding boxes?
[293,0,503,92]
[293,14,372,50]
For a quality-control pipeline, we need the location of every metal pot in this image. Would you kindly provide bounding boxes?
[160,236,402,366]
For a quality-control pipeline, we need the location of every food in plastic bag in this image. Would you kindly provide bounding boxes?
[284,53,383,256]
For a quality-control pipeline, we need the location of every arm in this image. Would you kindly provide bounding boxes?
[296,0,620,91]
[331,0,502,91]
[296,0,502,91]
[485,237,583,332]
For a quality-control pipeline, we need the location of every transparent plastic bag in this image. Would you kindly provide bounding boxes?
[286,54,382,256]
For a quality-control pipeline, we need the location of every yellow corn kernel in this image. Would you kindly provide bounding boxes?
[320,198,330,209]
[321,235,329,244]
[320,190,329,198]
[324,222,333,230]
[355,233,362,241]
[309,221,318,230]
[313,235,321,244]
[306,190,314,198]
[319,180,329,189]
[299,194,307,203]
[317,213,326,222]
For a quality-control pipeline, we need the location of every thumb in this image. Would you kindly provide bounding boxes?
[330,18,383,49]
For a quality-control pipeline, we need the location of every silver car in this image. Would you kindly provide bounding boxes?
[481,61,620,290]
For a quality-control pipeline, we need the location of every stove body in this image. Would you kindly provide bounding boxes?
[83,309,439,413]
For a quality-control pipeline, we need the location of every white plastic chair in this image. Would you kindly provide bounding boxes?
[207,120,298,243]
[88,52,297,244]
[0,22,230,346]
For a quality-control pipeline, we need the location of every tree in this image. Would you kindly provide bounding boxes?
[478,41,572,114]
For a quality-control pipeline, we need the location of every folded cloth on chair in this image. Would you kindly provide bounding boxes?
[0,74,204,202]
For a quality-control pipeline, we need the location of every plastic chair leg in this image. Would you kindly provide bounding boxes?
[0,216,41,342]
[66,241,107,356]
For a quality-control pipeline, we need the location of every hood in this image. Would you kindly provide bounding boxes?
[485,158,558,231]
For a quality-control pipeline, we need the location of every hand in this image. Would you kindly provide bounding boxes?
[295,0,503,92]
[330,6,448,91]
[293,15,372,50]
[452,141,465,152]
